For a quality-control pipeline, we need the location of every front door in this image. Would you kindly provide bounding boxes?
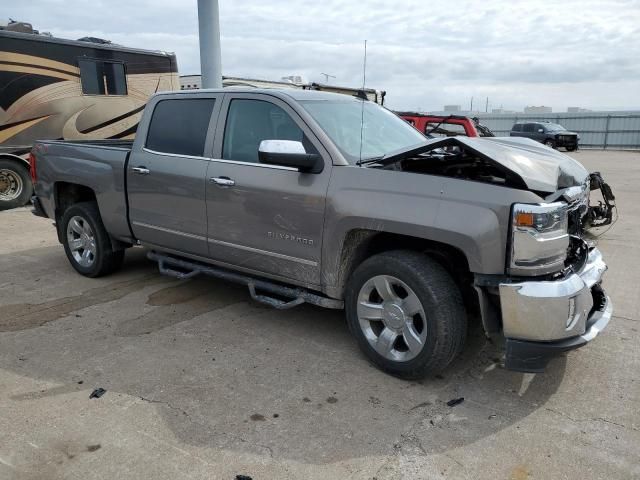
[205,93,331,287]
[127,95,221,257]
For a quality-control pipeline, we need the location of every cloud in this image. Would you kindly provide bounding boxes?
[6,0,640,111]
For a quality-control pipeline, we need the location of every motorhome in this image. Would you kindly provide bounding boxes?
[0,21,179,210]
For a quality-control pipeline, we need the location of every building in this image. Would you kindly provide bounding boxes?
[567,107,592,113]
[524,105,552,114]
[491,108,516,114]
[444,105,462,112]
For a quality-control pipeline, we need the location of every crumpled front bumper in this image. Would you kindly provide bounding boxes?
[499,247,612,372]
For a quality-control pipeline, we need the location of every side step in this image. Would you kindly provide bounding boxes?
[147,251,343,310]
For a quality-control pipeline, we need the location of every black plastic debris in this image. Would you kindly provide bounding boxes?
[235,476,253,480]
[89,388,106,399]
[446,397,464,407]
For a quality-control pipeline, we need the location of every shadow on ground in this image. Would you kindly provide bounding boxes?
[0,246,566,465]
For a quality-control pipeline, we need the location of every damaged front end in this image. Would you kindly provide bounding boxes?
[374,136,616,231]
[366,136,615,372]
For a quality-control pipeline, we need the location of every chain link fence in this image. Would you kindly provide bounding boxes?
[476,112,640,149]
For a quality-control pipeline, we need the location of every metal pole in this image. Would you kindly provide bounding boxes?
[197,0,222,88]
[603,115,611,150]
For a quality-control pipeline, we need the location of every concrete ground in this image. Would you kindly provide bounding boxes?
[0,150,638,480]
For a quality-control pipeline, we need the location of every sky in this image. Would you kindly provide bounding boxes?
[6,0,640,112]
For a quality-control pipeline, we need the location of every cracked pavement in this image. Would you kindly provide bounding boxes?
[0,150,639,479]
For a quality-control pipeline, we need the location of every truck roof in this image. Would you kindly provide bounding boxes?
[156,88,362,102]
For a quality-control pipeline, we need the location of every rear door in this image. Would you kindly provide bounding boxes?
[521,123,536,140]
[127,94,221,257]
[204,93,332,287]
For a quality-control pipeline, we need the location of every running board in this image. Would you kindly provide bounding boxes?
[147,251,343,310]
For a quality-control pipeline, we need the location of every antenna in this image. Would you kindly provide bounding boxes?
[320,72,336,83]
[358,40,367,165]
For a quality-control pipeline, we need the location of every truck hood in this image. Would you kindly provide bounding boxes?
[455,136,589,192]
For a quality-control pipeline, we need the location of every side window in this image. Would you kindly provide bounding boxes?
[146,98,215,156]
[523,123,535,133]
[78,59,127,95]
[222,99,312,163]
[512,124,522,132]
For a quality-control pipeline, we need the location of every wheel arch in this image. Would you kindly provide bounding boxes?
[329,229,474,303]
[0,153,31,168]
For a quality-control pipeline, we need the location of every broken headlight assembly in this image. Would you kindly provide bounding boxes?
[509,202,569,276]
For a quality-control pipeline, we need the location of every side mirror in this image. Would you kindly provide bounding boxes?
[538,128,544,133]
[258,140,323,173]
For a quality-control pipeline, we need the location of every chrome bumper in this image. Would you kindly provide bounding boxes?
[499,248,611,342]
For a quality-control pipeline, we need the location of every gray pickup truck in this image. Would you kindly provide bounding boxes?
[30,88,613,378]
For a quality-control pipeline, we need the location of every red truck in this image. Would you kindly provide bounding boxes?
[397,112,494,138]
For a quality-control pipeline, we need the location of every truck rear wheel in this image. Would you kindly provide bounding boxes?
[0,159,33,211]
[60,202,125,277]
[345,250,467,379]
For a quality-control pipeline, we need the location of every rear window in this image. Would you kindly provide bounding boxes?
[512,124,522,132]
[425,122,466,137]
[146,99,215,157]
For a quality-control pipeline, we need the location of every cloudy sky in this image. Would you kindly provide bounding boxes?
[7,0,640,112]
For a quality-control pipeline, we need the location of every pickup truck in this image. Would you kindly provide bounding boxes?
[30,88,613,378]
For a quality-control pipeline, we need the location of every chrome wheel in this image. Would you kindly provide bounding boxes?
[66,215,97,267]
[0,168,24,201]
[357,275,427,362]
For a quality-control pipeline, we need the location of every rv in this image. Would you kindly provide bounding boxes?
[0,21,179,210]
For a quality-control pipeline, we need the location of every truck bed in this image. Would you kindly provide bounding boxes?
[33,139,133,243]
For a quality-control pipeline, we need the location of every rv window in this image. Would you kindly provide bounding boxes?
[78,59,127,95]
[104,62,127,95]
[78,59,105,95]
[146,99,216,157]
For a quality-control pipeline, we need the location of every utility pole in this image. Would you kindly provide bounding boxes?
[197,0,222,88]
[470,96,474,113]
[485,97,489,113]
[320,72,336,83]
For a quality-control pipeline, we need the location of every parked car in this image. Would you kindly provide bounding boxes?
[31,89,612,378]
[510,121,579,151]
[397,113,494,138]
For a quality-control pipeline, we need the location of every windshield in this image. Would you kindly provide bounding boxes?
[300,99,427,164]
[544,123,566,132]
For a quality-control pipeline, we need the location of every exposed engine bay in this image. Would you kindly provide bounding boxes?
[368,136,616,231]
[382,142,528,190]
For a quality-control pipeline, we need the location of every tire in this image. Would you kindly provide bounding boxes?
[0,159,33,211]
[345,250,467,379]
[565,145,577,152]
[60,202,125,277]
[543,139,556,149]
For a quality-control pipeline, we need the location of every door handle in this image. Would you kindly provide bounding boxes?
[132,166,150,175]
[210,176,235,187]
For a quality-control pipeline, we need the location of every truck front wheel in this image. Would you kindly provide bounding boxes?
[61,202,125,277]
[0,159,33,211]
[345,250,467,379]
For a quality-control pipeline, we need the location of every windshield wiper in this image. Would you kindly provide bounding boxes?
[356,155,384,166]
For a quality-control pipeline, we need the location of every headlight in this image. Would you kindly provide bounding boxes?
[509,202,569,275]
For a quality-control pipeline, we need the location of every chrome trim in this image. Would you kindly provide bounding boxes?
[210,177,235,186]
[131,221,207,241]
[208,157,298,172]
[499,247,610,341]
[207,237,318,266]
[142,147,208,161]
[581,296,612,342]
